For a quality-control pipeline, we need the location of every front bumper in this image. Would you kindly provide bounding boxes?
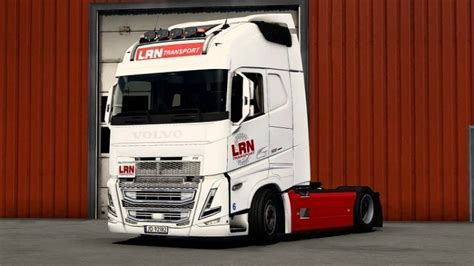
[107,174,241,237]
[108,217,234,237]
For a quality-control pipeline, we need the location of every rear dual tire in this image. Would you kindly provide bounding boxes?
[349,187,377,232]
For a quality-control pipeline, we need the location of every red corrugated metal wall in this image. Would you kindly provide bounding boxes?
[0,0,90,218]
[308,0,472,221]
[0,0,472,220]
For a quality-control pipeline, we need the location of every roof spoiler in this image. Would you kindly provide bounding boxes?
[252,21,292,47]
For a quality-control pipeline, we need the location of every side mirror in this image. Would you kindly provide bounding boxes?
[231,72,254,132]
[104,84,116,125]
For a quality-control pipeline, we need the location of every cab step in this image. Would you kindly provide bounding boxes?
[230,227,246,233]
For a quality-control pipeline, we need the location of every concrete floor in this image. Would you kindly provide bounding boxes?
[0,220,473,265]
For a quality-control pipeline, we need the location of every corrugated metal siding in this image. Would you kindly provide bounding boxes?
[0,0,472,220]
[0,0,91,218]
[308,0,472,221]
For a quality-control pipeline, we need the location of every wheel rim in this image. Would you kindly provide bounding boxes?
[264,200,277,235]
[360,194,374,224]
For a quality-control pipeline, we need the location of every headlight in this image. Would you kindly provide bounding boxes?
[108,189,117,217]
[199,188,221,219]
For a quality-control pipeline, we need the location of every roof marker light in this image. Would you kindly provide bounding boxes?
[143,31,156,41]
[169,28,183,39]
[183,27,207,38]
[155,29,169,40]
[183,27,197,37]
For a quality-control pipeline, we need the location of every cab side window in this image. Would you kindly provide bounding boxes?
[243,72,264,119]
[230,72,264,123]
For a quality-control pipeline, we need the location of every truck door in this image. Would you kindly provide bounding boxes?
[227,69,269,171]
[266,70,294,188]
[227,69,270,214]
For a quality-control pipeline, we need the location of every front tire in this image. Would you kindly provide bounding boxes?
[248,188,281,245]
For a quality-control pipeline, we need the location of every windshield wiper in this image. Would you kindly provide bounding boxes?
[165,108,201,114]
[113,110,152,124]
[171,114,202,123]
[165,108,202,122]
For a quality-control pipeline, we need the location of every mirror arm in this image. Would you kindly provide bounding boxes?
[104,84,116,126]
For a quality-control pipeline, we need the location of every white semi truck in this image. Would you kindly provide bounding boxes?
[105,14,382,244]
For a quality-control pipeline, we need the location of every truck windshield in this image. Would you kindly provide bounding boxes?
[111,69,228,125]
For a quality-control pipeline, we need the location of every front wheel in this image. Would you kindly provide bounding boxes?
[248,188,281,245]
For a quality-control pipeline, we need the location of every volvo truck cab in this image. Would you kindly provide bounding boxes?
[105,14,382,244]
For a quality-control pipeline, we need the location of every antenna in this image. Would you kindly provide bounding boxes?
[222,13,230,29]
[153,14,160,31]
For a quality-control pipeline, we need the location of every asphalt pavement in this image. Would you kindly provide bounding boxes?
[0,220,473,265]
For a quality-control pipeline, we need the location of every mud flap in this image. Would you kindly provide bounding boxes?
[373,192,383,228]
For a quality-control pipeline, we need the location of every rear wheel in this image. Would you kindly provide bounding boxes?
[249,188,281,245]
[353,188,376,232]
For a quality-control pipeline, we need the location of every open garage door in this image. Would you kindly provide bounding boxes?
[92,4,304,218]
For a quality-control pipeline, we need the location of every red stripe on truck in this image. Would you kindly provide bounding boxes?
[288,190,356,233]
[134,42,204,61]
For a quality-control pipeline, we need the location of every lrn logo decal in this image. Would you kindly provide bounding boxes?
[134,42,204,61]
[231,133,255,165]
[118,163,135,178]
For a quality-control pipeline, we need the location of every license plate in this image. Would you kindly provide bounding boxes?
[144,225,168,234]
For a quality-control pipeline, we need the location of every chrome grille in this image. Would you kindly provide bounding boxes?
[134,176,193,183]
[122,201,194,209]
[135,161,200,177]
[119,181,199,190]
[119,176,200,224]
[123,190,195,203]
